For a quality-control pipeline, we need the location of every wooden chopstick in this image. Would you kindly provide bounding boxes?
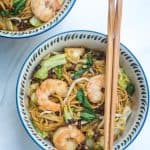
[104,0,123,150]
[104,0,116,149]
[109,0,123,149]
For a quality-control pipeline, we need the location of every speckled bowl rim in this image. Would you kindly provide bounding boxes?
[16,30,149,150]
[0,0,76,39]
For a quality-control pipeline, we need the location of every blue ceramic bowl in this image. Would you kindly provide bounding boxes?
[16,30,149,150]
[0,0,76,39]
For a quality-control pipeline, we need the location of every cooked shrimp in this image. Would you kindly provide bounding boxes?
[36,79,68,112]
[31,0,62,22]
[53,125,85,150]
[87,75,105,103]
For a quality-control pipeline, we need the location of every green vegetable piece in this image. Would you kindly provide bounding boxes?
[76,89,98,122]
[54,65,63,79]
[30,16,42,27]
[13,0,26,16]
[41,54,66,68]
[86,54,93,67]
[73,54,93,79]
[76,88,92,109]
[0,10,10,17]
[34,67,48,80]
[73,68,87,79]
[80,110,98,122]
[64,106,72,123]
[13,0,21,4]
[126,83,135,96]
[34,54,67,79]
[80,108,98,122]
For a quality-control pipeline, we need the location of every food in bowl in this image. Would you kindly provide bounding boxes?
[0,0,64,31]
[27,47,135,150]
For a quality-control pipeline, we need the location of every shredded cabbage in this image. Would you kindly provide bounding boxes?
[94,136,104,150]
[118,68,130,89]
[30,16,42,27]
[115,106,132,137]
[28,83,39,95]
[64,106,72,123]
[37,129,48,138]
[122,105,132,121]
[33,123,48,138]
[65,48,85,63]
[86,130,94,138]
[34,54,67,79]
[86,138,94,149]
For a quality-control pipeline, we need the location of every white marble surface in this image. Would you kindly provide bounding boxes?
[0,0,149,149]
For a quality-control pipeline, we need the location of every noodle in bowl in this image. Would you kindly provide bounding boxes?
[0,0,76,38]
[16,30,149,150]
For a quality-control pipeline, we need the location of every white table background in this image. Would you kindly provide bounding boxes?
[0,0,149,149]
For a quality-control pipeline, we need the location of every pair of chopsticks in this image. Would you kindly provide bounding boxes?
[104,0,123,150]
